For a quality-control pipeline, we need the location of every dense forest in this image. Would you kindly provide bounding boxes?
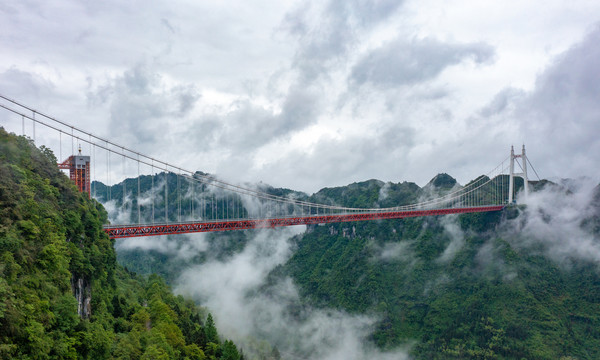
[107,155,600,359]
[0,128,243,359]
[276,179,600,359]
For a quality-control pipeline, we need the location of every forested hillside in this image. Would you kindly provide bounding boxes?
[278,179,600,359]
[107,163,600,359]
[0,128,242,359]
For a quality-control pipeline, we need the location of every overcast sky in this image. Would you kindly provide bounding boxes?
[1,0,599,193]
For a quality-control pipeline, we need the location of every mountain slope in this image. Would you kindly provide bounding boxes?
[0,128,241,359]
[92,155,600,359]
[279,181,600,359]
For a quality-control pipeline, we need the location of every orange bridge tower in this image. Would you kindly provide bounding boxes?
[58,146,91,198]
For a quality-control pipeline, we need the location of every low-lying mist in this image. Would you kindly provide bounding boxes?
[108,176,599,359]
[506,178,600,266]
[174,226,411,360]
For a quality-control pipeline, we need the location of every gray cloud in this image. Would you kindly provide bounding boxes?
[519,25,600,166]
[351,37,495,88]
[283,0,406,83]
[2,1,600,196]
[86,63,200,149]
[220,87,320,150]
[395,24,600,190]
[345,0,405,26]
[478,87,525,117]
[178,84,321,164]
[505,179,600,266]
[0,68,56,101]
[473,240,515,280]
[175,227,411,359]
[374,241,417,270]
[251,124,416,190]
[473,24,600,182]
[437,216,466,264]
[115,233,209,262]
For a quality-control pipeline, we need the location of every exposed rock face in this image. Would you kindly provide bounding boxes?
[71,276,92,319]
[341,226,356,238]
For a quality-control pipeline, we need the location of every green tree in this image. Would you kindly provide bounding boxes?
[221,339,240,360]
[205,313,219,344]
[0,129,242,360]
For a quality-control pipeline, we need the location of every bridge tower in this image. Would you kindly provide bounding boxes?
[58,146,91,198]
[508,144,528,204]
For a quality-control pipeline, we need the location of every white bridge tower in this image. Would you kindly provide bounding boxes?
[508,145,528,204]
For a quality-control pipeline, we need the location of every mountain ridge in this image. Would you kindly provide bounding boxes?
[102,164,600,359]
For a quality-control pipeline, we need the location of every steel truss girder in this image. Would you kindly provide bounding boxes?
[104,206,505,239]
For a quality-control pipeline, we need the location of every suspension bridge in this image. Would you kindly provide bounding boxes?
[0,95,538,239]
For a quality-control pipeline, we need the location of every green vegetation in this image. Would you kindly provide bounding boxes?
[0,128,241,359]
[92,172,306,225]
[88,139,600,359]
[278,180,600,359]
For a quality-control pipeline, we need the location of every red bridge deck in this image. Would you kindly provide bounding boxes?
[104,206,505,239]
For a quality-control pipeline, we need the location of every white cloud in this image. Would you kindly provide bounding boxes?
[175,227,412,359]
[437,216,465,263]
[507,178,600,266]
[1,0,599,194]
[115,233,209,262]
[351,37,495,88]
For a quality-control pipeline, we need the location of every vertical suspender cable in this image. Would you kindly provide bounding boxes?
[137,155,141,224]
[93,143,96,199]
[500,164,503,204]
[107,141,111,201]
[493,174,496,205]
[74,139,78,195]
[122,148,126,219]
[500,172,503,204]
[177,173,181,222]
[200,183,203,220]
[151,160,155,224]
[89,135,92,198]
[496,172,499,205]
[165,168,169,224]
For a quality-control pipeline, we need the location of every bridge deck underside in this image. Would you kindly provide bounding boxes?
[104,206,505,239]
